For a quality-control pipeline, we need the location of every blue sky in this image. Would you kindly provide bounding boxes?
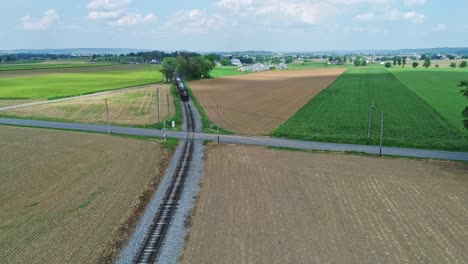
[1,0,467,51]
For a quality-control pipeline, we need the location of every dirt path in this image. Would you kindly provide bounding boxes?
[189,68,345,135]
[181,144,468,264]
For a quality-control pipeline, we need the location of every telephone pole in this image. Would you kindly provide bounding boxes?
[167,93,170,117]
[157,88,160,123]
[367,99,374,142]
[217,104,220,143]
[105,98,110,134]
[379,112,384,157]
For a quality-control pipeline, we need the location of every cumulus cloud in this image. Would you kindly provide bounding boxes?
[354,12,375,21]
[109,13,156,27]
[86,0,155,27]
[21,9,59,31]
[88,10,123,20]
[165,9,223,33]
[432,23,447,31]
[386,9,424,24]
[404,0,427,7]
[87,0,130,10]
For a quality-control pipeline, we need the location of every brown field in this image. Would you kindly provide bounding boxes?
[0,64,148,78]
[2,84,174,126]
[0,126,171,263]
[182,144,468,264]
[189,69,345,134]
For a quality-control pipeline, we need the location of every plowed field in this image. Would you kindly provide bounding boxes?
[182,144,468,264]
[2,84,174,126]
[189,69,345,134]
[0,126,170,263]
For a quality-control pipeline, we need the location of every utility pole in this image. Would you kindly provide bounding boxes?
[217,104,220,143]
[379,112,384,157]
[105,98,110,134]
[157,88,160,124]
[367,99,374,143]
[167,93,170,117]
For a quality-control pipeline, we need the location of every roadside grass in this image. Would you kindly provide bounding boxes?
[272,67,468,151]
[390,68,468,130]
[0,66,163,99]
[183,81,232,134]
[0,63,113,71]
[267,146,467,162]
[209,66,250,78]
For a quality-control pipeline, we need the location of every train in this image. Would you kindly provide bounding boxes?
[174,75,190,102]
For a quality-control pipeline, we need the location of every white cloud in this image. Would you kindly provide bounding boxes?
[386,9,424,24]
[402,11,424,24]
[165,9,223,33]
[21,9,59,31]
[215,0,337,26]
[87,0,130,10]
[88,10,122,20]
[432,23,447,31]
[354,12,375,21]
[109,13,156,27]
[404,0,427,7]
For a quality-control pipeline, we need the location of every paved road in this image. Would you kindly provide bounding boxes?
[1,117,467,162]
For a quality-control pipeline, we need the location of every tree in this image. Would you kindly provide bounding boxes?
[402,56,407,68]
[220,58,231,66]
[160,57,177,81]
[459,61,467,68]
[354,56,367,67]
[459,81,468,129]
[435,64,440,68]
[450,62,457,68]
[384,62,392,68]
[423,57,431,68]
[204,54,218,63]
[397,57,402,66]
[412,62,419,68]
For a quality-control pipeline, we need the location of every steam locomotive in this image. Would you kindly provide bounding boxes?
[174,76,189,102]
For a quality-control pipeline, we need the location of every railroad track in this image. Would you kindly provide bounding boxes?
[135,102,195,264]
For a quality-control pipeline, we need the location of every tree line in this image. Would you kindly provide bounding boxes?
[160,54,215,81]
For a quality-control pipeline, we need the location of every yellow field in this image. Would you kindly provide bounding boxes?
[2,84,174,126]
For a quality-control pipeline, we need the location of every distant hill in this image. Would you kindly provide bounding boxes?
[0,48,151,55]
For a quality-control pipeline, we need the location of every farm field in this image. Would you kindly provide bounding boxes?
[273,68,468,151]
[182,144,468,264]
[0,126,171,263]
[0,99,43,108]
[0,62,112,71]
[0,65,163,99]
[391,68,468,130]
[1,84,175,126]
[0,64,151,78]
[189,68,346,134]
[209,66,250,78]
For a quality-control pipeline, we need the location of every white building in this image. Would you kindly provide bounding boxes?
[231,59,243,66]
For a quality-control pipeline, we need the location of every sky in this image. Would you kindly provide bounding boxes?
[1,0,467,52]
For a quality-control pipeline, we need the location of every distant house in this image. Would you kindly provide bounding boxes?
[150,59,161,64]
[276,63,288,69]
[238,63,265,72]
[231,59,243,66]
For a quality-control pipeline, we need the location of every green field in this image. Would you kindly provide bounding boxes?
[0,63,113,71]
[0,66,163,99]
[391,68,468,130]
[272,68,468,151]
[209,66,250,78]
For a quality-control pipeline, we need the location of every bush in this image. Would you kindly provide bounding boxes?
[384,62,392,68]
[450,62,457,68]
[412,62,419,68]
[459,61,467,68]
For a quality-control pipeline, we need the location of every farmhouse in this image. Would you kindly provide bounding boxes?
[231,59,243,66]
[238,63,265,72]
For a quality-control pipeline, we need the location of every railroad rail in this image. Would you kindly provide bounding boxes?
[135,101,195,264]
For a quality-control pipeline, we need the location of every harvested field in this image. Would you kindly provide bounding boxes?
[2,84,174,126]
[0,126,171,264]
[182,144,468,264]
[189,68,345,134]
